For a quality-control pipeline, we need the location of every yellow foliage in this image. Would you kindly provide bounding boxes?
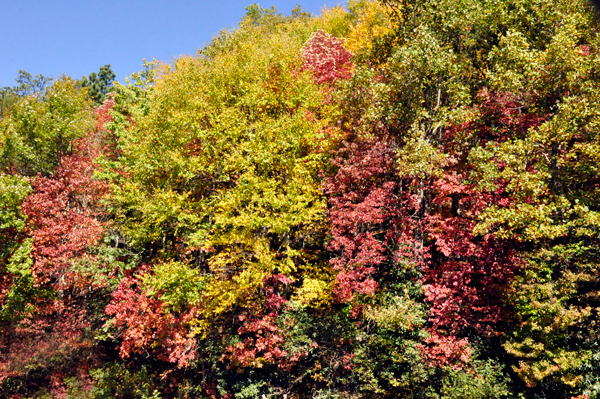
[364,296,425,331]
[292,277,332,309]
[107,8,354,335]
[345,0,396,55]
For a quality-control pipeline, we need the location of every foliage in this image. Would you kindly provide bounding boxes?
[1,1,600,397]
[0,131,109,395]
[0,174,33,322]
[101,7,341,332]
[302,29,353,84]
[80,65,117,105]
[1,71,53,118]
[0,76,94,176]
[12,70,53,97]
[438,359,510,399]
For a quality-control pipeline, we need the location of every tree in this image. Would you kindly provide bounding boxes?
[1,70,52,118]
[0,130,110,396]
[0,77,94,176]
[80,64,116,105]
[333,0,600,395]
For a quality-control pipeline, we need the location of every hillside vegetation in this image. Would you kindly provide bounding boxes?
[2,1,600,397]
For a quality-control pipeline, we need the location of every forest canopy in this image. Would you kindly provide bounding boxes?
[1,1,600,398]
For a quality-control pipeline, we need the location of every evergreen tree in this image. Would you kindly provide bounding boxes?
[80,64,116,105]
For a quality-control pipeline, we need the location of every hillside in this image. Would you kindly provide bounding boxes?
[1,1,600,397]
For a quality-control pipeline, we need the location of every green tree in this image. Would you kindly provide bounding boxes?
[1,70,52,118]
[80,64,116,105]
[0,88,16,119]
[12,70,52,97]
[0,76,94,176]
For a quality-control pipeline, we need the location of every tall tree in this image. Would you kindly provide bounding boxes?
[0,71,52,118]
[0,77,94,176]
[80,64,116,105]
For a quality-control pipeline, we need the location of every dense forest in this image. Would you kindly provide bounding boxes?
[1,0,600,397]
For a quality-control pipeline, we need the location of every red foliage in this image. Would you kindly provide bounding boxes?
[302,29,353,84]
[417,331,471,369]
[224,274,310,370]
[0,273,13,315]
[422,175,519,336]
[326,90,544,365]
[22,143,106,284]
[105,275,196,368]
[469,88,546,144]
[326,137,418,303]
[95,95,115,131]
[420,90,544,338]
[0,135,109,383]
[226,313,288,367]
[262,273,292,310]
[0,308,94,383]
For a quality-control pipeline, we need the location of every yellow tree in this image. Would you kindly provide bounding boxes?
[103,6,351,336]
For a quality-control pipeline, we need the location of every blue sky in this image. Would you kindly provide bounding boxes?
[1,0,344,88]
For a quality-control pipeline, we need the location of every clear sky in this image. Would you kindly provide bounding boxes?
[0,0,345,88]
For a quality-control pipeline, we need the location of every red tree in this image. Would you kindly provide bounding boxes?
[326,137,413,304]
[302,29,353,84]
[223,274,310,370]
[0,127,109,387]
[105,274,196,368]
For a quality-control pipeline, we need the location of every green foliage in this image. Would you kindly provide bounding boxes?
[438,360,510,399]
[0,88,18,119]
[80,64,116,105]
[0,76,94,176]
[12,70,53,97]
[1,70,52,123]
[89,363,162,399]
[242,3,280,26]
[141,261,204,311]
[0,174,37,322]
[364,295,425,331]
[71,233,140,289]
[0,173,30,233]
[0,238,37,322]
[457,0,600,389]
